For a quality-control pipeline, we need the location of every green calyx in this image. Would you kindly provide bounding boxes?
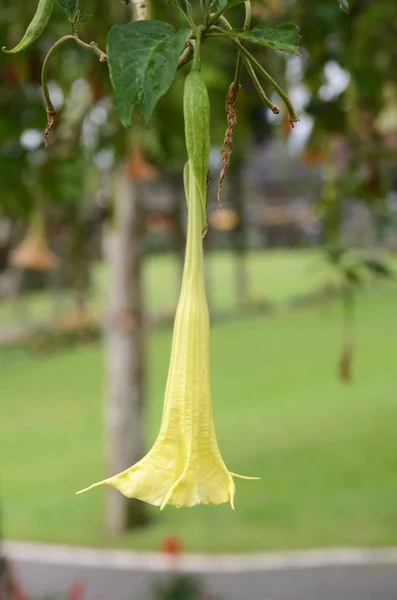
[183,69,210,236]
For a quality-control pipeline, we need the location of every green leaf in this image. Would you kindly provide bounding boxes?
[75,12,92,24]
[230,23,301,56]
[107,20,191,127]
[167,0,192,15]
[72,9,80,24]
[55,0,77,16]
[210,0,246,14]
[200,0,209,18]
[338,0,350,13]
[78,14,91,23]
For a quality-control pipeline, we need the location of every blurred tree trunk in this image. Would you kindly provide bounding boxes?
[103,164,148,534]
[68,218,92,315]
[100,0,150,536]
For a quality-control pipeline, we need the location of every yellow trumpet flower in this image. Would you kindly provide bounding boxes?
[77,162,258,509]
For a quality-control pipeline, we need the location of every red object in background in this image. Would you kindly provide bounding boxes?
[301,143,327,166]
[281,114,294,136]
[66,581,86,600]
[87,61,106,103]
[161,536,182,557]
[146,212,175,234]
[4,65,19,86]
[125,143,159,181]
[0,557,27,600]
[90,82,103,103]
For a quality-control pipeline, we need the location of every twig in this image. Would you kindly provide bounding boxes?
[177,41,195,70]
[41,35,107,147]
[211,17,299,125]
[233,1,251,88]
[244,57,279,114]
[243,45,299,125]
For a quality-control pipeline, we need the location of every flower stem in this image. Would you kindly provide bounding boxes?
[244,57,279,114]
[210,18,299,124]
[233,1,251,87]
[192,26,204,71]
[41,34,107,146]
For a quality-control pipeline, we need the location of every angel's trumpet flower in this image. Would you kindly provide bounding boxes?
[77,69,258,509]
[77,163,257,508]
[10,206,58,271]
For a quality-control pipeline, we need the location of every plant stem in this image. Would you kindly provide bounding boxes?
[192,26,204,71]
[203,0,211,28]
[178,41,195,70]
[176,5,197,31]
[233,1,251,87]
[41,34,107,146]
[175,9,229,72]
[342,284,355,337]
[244,57,279,114]
[210,21,299,124]
[339,283,355,382]
[245,53,299,123]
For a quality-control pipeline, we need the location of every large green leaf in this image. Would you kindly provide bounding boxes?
[107,20,191,127]
[230,23,301,56]
[338,0,350,12]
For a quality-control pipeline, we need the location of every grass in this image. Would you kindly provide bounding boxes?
[0,250,331,328]
[1,272,396,552]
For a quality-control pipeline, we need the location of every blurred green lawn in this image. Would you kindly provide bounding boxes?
[1,251,396,552]
[0,250,332,327]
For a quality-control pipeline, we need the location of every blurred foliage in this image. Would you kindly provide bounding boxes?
[0,0,116,215]
[1,0,397,234]
[0,0,256,218]
[289,0,397,240]
[321,241,394,382]
[323,243,395,289]
[151,573,211,600]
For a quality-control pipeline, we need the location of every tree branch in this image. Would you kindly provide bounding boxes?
[124,0,148,20]
[177,41,194,70]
